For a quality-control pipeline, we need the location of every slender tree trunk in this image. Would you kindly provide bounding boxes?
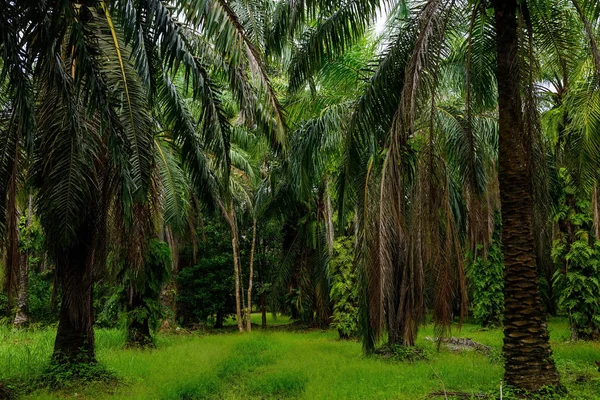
[493,0,560,391]
[325,190,334,256]
[228,199,244,332]
[13,195,32,327]
[5,163,20,307]
[13,252,29,328]
[246,218,257,332]
[258,238,267,328]
[53,225,95,364]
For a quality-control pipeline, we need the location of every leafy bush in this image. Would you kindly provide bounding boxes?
[552,233,600,340]
[329,236,359,339]
[39,360,116,390]
[94,282,121,329]
[374,343,430,362]
[27,270,59,325]
[466,215,504,327]
[101,239,172,345]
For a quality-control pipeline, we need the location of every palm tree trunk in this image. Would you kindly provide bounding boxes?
[14,194,33,328]
[53,225,96,364]
[246,218,257,332]
[493,0,560,391]
[13,252,29,328]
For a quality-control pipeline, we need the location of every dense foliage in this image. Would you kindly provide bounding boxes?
[1,0,600,395]
[176,221,236,328]
[329,236,359,339]
[552,169,600,340]
[467,216,504,328]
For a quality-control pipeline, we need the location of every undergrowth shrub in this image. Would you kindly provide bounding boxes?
[39,360,117,390]
[329,236,359,339]
[552,168,600,340]
[374,344,430,362]
[27,270,59,325]
[552,233,600,340]
[466,214,504,328]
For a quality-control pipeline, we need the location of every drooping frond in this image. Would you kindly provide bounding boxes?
[154,137,190,235]
[182,0,287,147]
[287,0,388,92]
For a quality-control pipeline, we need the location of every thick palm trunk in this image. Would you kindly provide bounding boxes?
[53,228,95,364]
[246,219,257,332]
[127,317,152,347]
[493,0,560,391]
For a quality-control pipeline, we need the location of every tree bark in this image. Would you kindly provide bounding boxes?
[53,225,95,364]
[13,252,29,328]
[258,238,267,328]
[127,317,153,347]
[246,218,257,332]
[493,0,560,391]
[224,199,244,332]
[14,195,33,328]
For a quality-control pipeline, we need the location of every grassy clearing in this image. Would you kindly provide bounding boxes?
[222,313,292,327]
[0,316,598,399]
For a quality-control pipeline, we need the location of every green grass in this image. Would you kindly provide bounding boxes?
[0,316,598,399]
[222,312,292,327]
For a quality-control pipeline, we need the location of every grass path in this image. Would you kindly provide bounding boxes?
[1,317,599,399]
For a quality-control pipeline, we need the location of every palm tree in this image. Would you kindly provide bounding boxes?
[0,0,284,366]
[491,0,559,390]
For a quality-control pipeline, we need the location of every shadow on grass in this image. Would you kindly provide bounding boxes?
[247,370,308,399]
[161,376,221,400]
[160,335,286,399]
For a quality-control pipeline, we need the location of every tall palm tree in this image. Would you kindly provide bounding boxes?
[491,0,559,390]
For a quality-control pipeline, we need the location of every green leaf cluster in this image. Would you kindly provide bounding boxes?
[552,169,600,340]
[329,236,359,339]
[466,215,504,328]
